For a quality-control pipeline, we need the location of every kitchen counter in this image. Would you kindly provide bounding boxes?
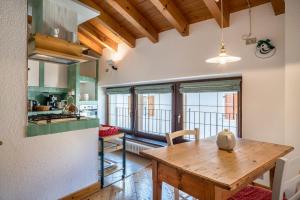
[27,117,99,137]
[28,109,63,116]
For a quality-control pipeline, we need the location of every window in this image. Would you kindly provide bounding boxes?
[135,85,173,136]
[180,79,241,139]
[107,87,131,130]
[225,94,238,120]
[105,78,242,142]
[137,93,172,136]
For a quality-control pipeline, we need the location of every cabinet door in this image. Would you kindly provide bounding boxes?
[28,60,39,86]
[44,63,68,88]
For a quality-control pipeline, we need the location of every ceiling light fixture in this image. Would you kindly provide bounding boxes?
[206,0,241,64]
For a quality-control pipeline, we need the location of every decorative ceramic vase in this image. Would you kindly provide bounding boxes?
[216,129,236,152]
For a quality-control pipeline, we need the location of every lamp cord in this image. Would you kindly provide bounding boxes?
[242,0,253,40]
[221,0,224,44]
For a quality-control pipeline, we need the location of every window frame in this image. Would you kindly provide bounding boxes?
[106,89,134,134]
[133,86,176,141]
[105,77,242,142]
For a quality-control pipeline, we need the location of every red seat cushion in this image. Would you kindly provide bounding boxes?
[228,186,272,200]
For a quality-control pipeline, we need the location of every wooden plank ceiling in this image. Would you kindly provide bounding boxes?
[78,0,285,55]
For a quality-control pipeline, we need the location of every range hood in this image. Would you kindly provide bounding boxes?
[28,0,100,64]
[28,33,96,65]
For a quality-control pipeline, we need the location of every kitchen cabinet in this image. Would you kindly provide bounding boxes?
[28,59,39,86]
[27,60,68,89]
[44,63,68,88]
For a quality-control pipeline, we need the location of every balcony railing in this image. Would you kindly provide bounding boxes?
[109,107,131,130]
[137,107,172,136]
[184,108,238,140]
[109,107,238,139]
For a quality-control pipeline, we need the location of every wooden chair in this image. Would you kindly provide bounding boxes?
[166,129,200,146]
[229,156,300,200]
[166,128,200,200]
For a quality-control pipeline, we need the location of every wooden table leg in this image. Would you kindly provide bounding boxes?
[215,186,232,200]
[269,166,276,189]
[152,160,162,200]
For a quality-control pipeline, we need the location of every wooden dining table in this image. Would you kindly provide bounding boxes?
[141,138,293,200]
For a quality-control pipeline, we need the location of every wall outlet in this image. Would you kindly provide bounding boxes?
[245,37,257,45]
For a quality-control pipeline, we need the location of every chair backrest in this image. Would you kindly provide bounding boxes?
[166,128,200,146]
[272,156,300,200]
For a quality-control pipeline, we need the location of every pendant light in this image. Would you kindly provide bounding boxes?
[206,0,241,64]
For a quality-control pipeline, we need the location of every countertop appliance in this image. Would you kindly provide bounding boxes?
[46,95,58,110]
[79,104,98,118]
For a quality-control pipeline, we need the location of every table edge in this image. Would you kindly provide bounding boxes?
[141,144,294,190]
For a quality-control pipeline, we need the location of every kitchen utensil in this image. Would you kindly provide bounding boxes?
[67,31,77,43]
[51,28,60,37]
[63,103,78,114]
[57,102,62,109]
[35,105,51,111]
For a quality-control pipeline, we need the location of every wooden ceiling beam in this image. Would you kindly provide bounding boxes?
[80,0,136,48]
[105,0,158,43]
[271,0,285,15]
[78,23,118,52]
[149,0,189,36]
[88,20,123,44]
[202,0,230,28]
[78,32,103,55]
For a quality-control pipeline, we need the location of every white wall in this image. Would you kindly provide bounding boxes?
[0,1,98,199]
[99,3,286,145]
[285,0,300,155]
[44,62,68,88]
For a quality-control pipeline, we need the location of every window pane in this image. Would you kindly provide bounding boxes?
[183,91,238,139]
[137,93,172,136]
[108,94,131,129]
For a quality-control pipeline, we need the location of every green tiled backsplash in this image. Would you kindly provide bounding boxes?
[28,86,68,105]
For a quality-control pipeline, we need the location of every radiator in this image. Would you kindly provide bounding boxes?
[114,139,156,155]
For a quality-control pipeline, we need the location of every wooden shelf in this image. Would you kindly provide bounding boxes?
[103,163,124,177]
[101,133,125,142]
[103,143,123,153]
